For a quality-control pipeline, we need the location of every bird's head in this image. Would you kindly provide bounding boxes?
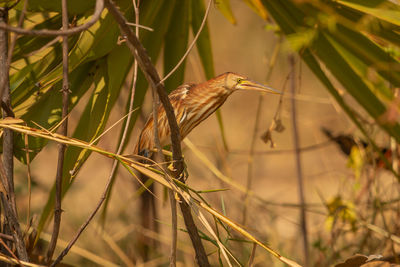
[222,72,281,94]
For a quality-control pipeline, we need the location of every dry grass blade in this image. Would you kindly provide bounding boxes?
[94,223,134,267]
[0,254,45,267]
[36,228,120,267]
[0,120,302,266]
[365,223,400,244]
[184,139,248,192]
[197,202,302,267]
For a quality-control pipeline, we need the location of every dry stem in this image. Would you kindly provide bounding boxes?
[289,55,309,266]
[46,0,70,263]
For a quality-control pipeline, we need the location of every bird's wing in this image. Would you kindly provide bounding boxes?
[134,83,196,155]
[168,83,196,102]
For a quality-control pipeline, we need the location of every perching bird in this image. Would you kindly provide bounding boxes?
[135,72,281,155]
[134,72,280,258]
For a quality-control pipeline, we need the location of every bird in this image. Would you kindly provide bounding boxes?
[135,72,281,155]
[133,72,280,258]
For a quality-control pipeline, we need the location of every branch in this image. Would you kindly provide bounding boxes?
[104,1,210,266]
[104,1,183,167]
[0,0,104,36]
[51,2,140,263]
[0,6,29,261]
[46,0,70,263]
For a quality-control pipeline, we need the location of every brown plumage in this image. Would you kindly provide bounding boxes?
[135,72,280,155]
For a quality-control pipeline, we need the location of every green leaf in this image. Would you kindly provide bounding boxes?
[337,0,400,26]
[11,9,122,116]
[243,0,269,20]
[326,24,400,89]
[12,14,63,62]
[11,42,64,110]
[13,62,96,163]
[314,33,400,142]
[259,0,400,180]
[191,0,215,79]
[27,0,96,14]
[215,0,236,24]
[324,31,392,100]
[163,1,190,92]
[67,10,121,68]
[262,0,400,142]
[347,146,364,179]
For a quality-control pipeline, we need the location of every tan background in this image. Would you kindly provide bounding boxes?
[14,1,391,266]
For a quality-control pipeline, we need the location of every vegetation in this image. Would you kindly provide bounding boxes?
[0,0,399,266]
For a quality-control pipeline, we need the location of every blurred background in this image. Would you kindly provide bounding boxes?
[7,0,400,266]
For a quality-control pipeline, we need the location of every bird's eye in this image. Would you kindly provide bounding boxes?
[237,78,243,83]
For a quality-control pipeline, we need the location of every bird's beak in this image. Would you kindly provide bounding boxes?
[238,79,282,94]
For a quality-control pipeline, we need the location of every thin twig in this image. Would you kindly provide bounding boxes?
[46,0,70,263]
[0,6,29,261]
[23,131,32,228]
[0,236,21,266]
[51,1,139,264]
[51,163,128,265]
[0,0,104,36]
[159,0,212,85]
[126,22,153,32]
[99,56,140,221]
[23,36,61,58]
[0,233,13,241]
[104,1,210,266]
[289,55,309,266]
[133,0,179,261]
[230,140,331,155]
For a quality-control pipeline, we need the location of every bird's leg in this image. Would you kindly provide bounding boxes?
[182,160,189,182]
[142,148,151,159]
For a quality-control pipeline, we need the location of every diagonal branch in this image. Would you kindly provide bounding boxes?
[104,0,182,167]
[104,1,210,266]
